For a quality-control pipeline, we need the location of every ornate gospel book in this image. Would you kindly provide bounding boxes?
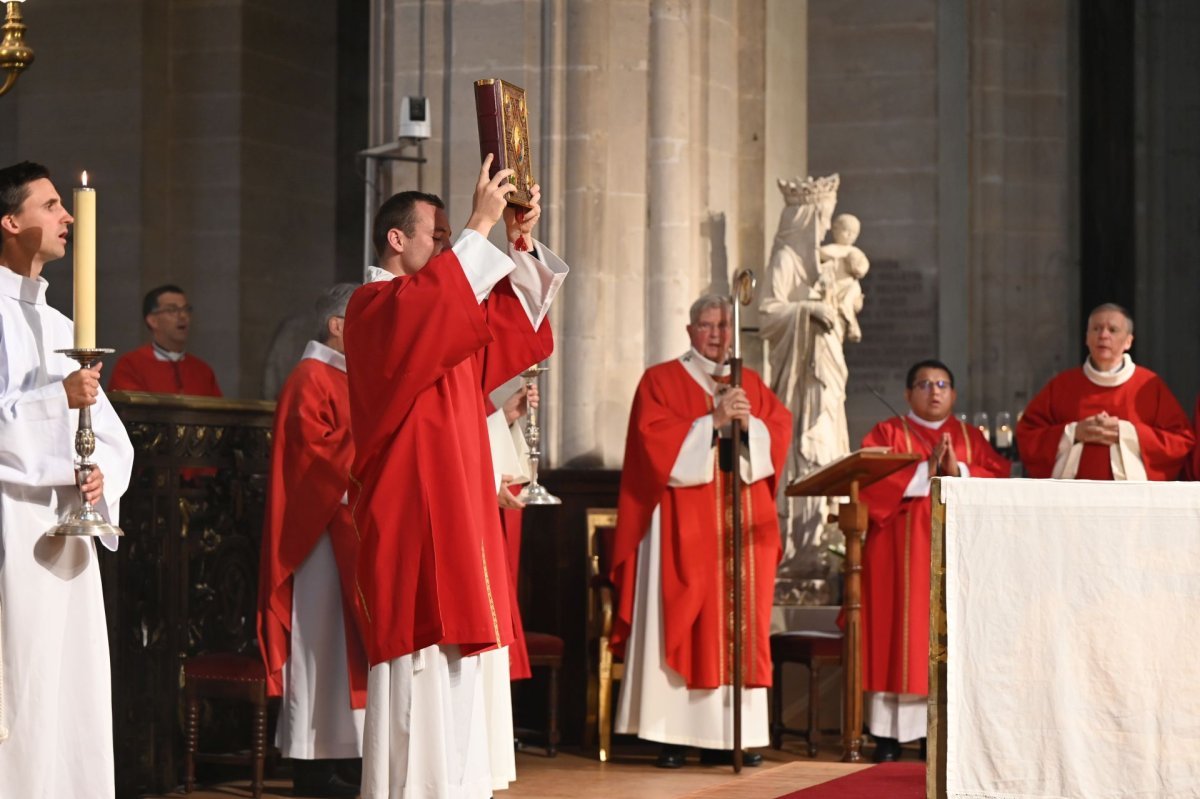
[474,78,534,209]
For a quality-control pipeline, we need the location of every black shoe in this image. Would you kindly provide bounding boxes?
[698,748,764,767]
[293,758,360,798]
[655,744,687,769]
[872,736,901,763]
[334,758,362,787]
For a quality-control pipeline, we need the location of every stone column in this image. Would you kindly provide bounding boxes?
[558,0,610,465]
[645,0,693,365]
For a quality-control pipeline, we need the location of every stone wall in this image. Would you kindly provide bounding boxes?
[808,0,1076,446]
[1,0,340,397]
[374,0,807,467]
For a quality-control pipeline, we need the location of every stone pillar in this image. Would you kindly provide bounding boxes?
[558,0,610,465]
[645,0,693,365]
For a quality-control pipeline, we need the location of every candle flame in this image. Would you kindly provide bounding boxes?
[81,171,89,187]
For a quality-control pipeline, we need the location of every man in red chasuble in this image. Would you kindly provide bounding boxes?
[344,156,567,799]
[610,294,792,769]
[108,284,222,396]
[257,283,366,798]
[1017,303,1193,481]
[859,359,1009,761]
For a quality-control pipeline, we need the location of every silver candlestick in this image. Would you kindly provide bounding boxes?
[517,365,561,506]
[48,347,122,537]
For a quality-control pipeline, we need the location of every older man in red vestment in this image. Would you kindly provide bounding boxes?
[610,295,792,769]
[345,157,567,799]
[109,285,221,396]
[257,283,365,798]
[1017,304,1193,481]
[858,359,1009,762]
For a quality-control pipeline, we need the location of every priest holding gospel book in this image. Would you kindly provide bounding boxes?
[858,359,1009,762]
[344,154,567,798]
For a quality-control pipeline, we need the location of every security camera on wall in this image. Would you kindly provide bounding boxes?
[399,96,431,141]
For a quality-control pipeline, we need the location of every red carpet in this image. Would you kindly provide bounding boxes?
[774,762,925,798]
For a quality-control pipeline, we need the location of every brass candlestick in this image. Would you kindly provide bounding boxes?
[0,1,35,98]
[48,348,122,538]
[517,365,560,506]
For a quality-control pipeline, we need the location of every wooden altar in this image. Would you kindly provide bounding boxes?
[104,391,275,797]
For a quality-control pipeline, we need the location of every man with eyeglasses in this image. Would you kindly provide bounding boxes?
[108,284,222,396]
[858,359,1009,762]
[609,294,792,769]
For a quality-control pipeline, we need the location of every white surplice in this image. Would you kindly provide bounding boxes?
[360,232,566,799]
[275,342,365,760]
[0,266,134,799]
[614,349,774,749]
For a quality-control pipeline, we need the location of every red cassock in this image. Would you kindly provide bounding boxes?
[344,251,552,666]
[609,362,792,689]
[1016,365,1193,480]
[859,416,1009,696]
[256,357,368,707]
[108,343,222,396]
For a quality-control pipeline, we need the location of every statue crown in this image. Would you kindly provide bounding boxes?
[778,173,840,206]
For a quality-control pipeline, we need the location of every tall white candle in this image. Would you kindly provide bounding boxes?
[73,172,96,349]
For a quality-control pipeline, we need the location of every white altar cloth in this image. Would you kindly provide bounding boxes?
[941,478,1200,799]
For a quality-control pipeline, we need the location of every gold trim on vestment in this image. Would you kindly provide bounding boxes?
[481,543,503,648]
[901,508,912,692]
[347,470,371,624]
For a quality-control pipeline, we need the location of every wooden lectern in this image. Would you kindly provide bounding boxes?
[786,449,920,762]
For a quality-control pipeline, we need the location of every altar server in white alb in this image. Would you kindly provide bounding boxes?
[0,161,134,799]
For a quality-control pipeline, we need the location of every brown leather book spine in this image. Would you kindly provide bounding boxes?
[474,79,505,175]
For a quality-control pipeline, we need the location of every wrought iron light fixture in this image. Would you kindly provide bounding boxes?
[0,1,33,98]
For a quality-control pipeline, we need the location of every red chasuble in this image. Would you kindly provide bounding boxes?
[609,361,791,689]
[108,343,222,396]
[256,356,368,706]
[1017,365,1193,480]
[344,251,552,666]
[859,416,1009,696]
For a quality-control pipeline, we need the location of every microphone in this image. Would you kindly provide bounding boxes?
[870,387,905,421]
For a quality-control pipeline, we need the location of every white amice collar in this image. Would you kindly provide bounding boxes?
[365,265,395,284]
[1083,353,1135,387]
[680,347,731,378]
[906,411,949,431]
[301,339,347,373]
[678,348,731,397]
[152,342,186,363]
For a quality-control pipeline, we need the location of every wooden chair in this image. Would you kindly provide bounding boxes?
[183,652,269,799]
[582,507,623,762]
[523,631,564,756]
[769,630,844,755]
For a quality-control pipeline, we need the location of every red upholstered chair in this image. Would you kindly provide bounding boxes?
[183,652,269,799]
[769,631,844,756]
[523,631,565,757]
